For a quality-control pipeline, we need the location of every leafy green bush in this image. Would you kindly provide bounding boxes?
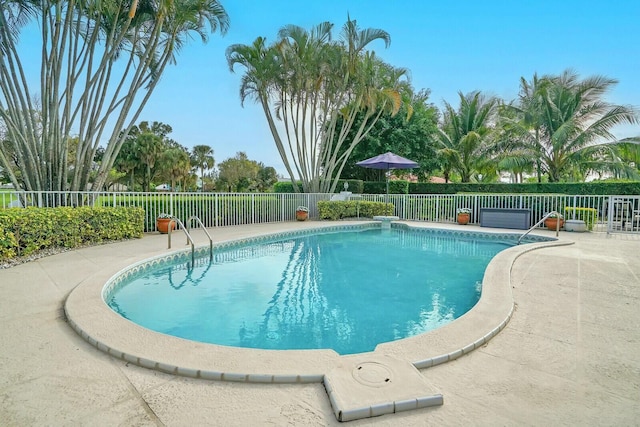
[0,207,144,261]
[273,181,299,193]
[408,182,640,195]
[363,181,386,194]
[338,179,364,193]
[0,219,17,259]
[363,180,410,194]
[317,200,393,220]
[273,179,364,193]
[564,207,598,230]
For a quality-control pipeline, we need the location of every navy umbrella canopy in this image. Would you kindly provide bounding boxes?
[356,152,418,195]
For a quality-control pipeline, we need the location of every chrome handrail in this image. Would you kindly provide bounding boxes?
[518,210,561,244]
[187,215,213,260]
[167,217,196,266]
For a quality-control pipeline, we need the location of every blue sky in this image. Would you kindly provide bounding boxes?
[21,1,640,176]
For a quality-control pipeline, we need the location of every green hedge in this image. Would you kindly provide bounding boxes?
[276,180,640,195]
[408,182,640,195]
[0,207,144,261]
[273,182,298,193]
[363,180,411,194]
[317,200,393,220]
[273,179,364,193]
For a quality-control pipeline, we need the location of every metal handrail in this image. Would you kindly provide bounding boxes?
[187,215,213,260]
[167,217,196,266]
[517,210,562,244]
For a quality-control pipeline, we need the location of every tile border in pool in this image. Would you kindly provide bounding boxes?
[65,222,571,384]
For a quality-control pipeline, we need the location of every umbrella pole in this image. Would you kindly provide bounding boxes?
[386,168,389,203]
[386,173,389,194]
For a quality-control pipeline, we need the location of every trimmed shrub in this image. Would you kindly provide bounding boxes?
[273,181,298,193]
[564,207,598,230]
[317,200,393,220]
[0,219,17,259]
[407,182,640,195]
[363,180,410,194]
[273,179,365,194]
[337,179,364,194]
[0,207,144,261]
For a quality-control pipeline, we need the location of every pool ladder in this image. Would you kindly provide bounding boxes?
[517,211,561,244]
[166,216,213,265]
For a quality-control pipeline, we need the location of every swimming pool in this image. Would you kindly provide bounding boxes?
[66,221,566,382]
[106,225,535,354]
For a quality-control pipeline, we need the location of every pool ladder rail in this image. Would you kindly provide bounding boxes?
[517,210,561,245]
[166,216,213,265]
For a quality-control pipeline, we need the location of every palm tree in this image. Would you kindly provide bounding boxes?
[190,145,215,191]
[113,139,140,190]
[161,147,192,192]
[137,133,165,191]
[437,91,498,182]
[226,37,301,188]
[495,74,549,182]
[0,0,228,194]
[611,139,640,180]
[499,70,639,182]
[227,17,406,193]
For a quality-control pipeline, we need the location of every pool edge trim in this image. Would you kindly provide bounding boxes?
[64,222,571,384]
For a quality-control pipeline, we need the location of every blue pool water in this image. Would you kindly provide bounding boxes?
[107,227,515,354]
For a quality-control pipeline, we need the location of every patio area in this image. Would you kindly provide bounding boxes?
[0,221,639,425]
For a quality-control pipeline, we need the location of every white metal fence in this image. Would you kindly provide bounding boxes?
[1,191,638,234]
[606,196,640,233]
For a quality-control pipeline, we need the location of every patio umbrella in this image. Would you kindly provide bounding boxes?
[356,151,418,195]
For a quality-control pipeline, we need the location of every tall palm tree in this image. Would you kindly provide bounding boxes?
[499,70,639,182]
[226,37,301,189]
[496,74,550,182]
[161,147,192,192]
[611,140,640,180]
[0,0,228,194]
[113,139,140,190]
[137,132,164,191]
[190,145,215,191]
[227,17,406,193]
[437,91,498,182]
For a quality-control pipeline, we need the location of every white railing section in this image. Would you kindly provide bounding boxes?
[606,196,640,233]
[1,191,638,234]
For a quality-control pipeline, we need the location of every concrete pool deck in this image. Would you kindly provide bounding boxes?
[1,221,639,425]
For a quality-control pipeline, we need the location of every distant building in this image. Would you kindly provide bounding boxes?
[429,176,447,184]
[389,174,448,184]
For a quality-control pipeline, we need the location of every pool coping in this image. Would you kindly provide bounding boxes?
[64,222,572,384]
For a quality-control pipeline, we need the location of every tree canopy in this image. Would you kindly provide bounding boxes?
[337,88,440,182]
[437,91,499,183]
[216,152,276,192]
[0,0,228,193]
[114,121,194,191]
[498,70,639,182]
[227,17,408,193]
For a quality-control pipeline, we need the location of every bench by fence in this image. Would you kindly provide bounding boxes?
[479,208,531,230]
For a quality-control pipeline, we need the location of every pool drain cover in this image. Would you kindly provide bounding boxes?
[352,362,393,387]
